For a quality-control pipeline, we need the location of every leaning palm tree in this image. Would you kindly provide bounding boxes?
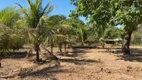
[16,0,54,61]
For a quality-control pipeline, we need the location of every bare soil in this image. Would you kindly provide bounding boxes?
[0,46,142,80]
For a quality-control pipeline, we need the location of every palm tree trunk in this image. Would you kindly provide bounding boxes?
[59,43,62,54]
[0,55,3,68]
[81,36,84,46]
[64,42,67,56]
[0,59,2,68]
[51,39,53,53]
[34,43,40,62]
[35,49,39,61]
[51,44,53,54]
[102,43,105,49]
[122,31,132,55]
[64,42,67,52]
[81,42,84,46]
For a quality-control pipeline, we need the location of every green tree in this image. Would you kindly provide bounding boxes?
[71,0,112,48]
[17,0,54,61]
[71,0,142,55]
[110,0,142,55]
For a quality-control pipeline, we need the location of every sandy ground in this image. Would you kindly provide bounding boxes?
[0,46,142,80]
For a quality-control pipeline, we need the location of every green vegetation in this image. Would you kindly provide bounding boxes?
[0,0,142,61]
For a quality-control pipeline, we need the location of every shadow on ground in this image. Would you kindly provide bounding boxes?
[20,66,61,80]
[57,48,92,57]
[60,58,99,65]
[116,48,142,62]
[0,51,29,59]
[0,65,59,80]
[97,47,122,53]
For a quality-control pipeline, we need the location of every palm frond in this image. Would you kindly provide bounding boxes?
[15,3,23,8]
[41,2,54,16]
[16,3,29,17]
[27,0,33,9]
[45,5,54,16]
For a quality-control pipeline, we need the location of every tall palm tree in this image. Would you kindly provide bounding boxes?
[16,0,54,61]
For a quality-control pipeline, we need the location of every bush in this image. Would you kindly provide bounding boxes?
[131,31,142,45]
[0,27,27,55]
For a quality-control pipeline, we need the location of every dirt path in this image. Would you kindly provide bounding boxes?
[0,48,142,80]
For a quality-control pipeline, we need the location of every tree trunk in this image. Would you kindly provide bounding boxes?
[0,55,3,68]
[34,43,40,62]
[51,44,53,54]
[64,42,68,56]
[64,42,67,52]
[102,41,105,49]
[51,39,53,54]
[0,59,1,68]
[102,43,105,49]
[122,31,132,55]
[81,42,84,46]
[59,43,62,54]
[35,49,39,61]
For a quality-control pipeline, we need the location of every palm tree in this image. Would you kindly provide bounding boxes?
[47,15,67,53]
[47,15,77,55]
[16,0,54,61]
[67,18,88,46]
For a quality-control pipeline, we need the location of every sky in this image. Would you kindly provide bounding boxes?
[0,0,76,18]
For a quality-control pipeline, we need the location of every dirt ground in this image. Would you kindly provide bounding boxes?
[0,46,142,80]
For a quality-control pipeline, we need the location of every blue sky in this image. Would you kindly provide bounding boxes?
[0,0,88,23]
[0,0,76,18]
